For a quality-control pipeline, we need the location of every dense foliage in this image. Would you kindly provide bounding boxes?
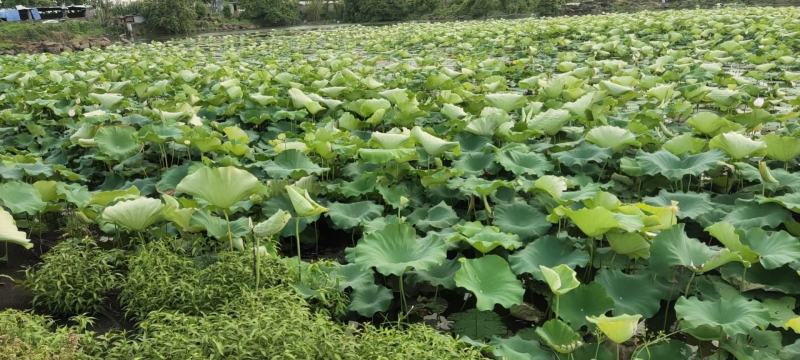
[1,5,800,359]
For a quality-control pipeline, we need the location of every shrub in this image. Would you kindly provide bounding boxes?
[0,310,98,360]
[23,238,126,316]
[238,0,300,26]
[140,0,203,34]
[120,241,293,319]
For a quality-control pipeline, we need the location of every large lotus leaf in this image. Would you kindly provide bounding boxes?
[102,197,164,231]
[411,257,460,289]
[0,207,32,249]
[687,112,740,136]
[509,236,589,280]
[594,269,663,318]
[452,221,522,253]
[585,314,641,344]
[709,132,766,160]
[644,190,712,219]
[633,341,693,360]
[606,232,650,259]
[262,150,328,178]
[527,108,570,135]
[540,264,580,296]
[336,173,377,198]
[408,201,458,230]
[495,144,553,176]
[176,166,260,209]
[253,209,292,239]
[740,228,800,270]
[455,255,524,310]
[662,133,706,156]
[0,182,46,215]
[561,206,621,238]
[722,199,791,229]
[494,202,551,240]
[485,93,526,112]
[441,103,468,120]
[286,184,328,218]
[600,80,633,96]
[535,319,582,354]
[156,164,190,193]
[353,222,446,276]
[762,192,800,213]
[190,210,250,240]
[585,126,638,151]
[762,297,796,328]
[490,335,552,360]
[705,222,759,264]
[532,175,568,200]
[335,263,374,291]
[95,126,141,161]
[370,129,412,149]
[288,88,324,114]
[89,186,140,207]
[720,263,800,295]
[447,176,512,197]
[88,92,124,108]
[348,284,394,317]
[453,152,495,175]
[559,283,614,329]
[450,309,508,340]
[763,134,800,162]
[326,201,383,230]
[649,224,715,272]
[636,150,724,181]
[357,148,418,163]
[552,143,612,167]
[411,126,459,156]
[675,296,769,340]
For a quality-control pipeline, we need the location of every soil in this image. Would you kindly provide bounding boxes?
[0,36,113,56]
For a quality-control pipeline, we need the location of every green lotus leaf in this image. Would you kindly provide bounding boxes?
[561,206,620,238]
[585,126,638,151]
[763,192,800,213]
[586,314,641,343]
[649,224,715,272]
[527,108,570,136]
[411,257,459,289]
[350,98,391,117]
[161,194,196,231]
[95,126,141,161]
[357,148,418,163]
[0,206,32,249]
[288,88,324,114]
[606,232,650,259]
[411,126,460,156]
[452,221,522,253]
[647,83,677,103]
[761,297,796,328]
[644,190,712,219]
[190,210,250,240]
[453,152,496,175]
[336,173,377,198]
[89,186,140,207]
[88,92,124,108]
[450,309,508,340]
[722,199,791,229]
[353,222,446,276]
[635,150,724,181]
[485,92,526,112]
[348,283,394,317]
[326,201,383,230]
[763,134,800,162]
[662,133,706,156]
[0,182,46,215]
[370,128,412,149]
[176,166,260,209]
[709,132,766,160]
[675,295,769,340]
[455,255,524,310]
[552,143,613,167]
[600,80,633,96]
[32,180,58,202]
[740,228,800,270]
[705,222,759,264]
[490,335,552,360]
[407,201,458,231]
[559,283,614,329]
[540,264,580,296]
[509,236,589,280]
[594,269,663,318]
[286,184,328,218]
[535,319,582,354]
[447,176,512,197]
[253,209,292,239]
[495,144,553,176]
[334,263,374,291]
[632,341,693,360]
[687,111,741,136]
[441,103,468,120]
[102,197,164,231]
[532,175,568,200]
[261,149,328,179]
[494,202,551,240]
[156,164,190,193]
[706,87,741,108]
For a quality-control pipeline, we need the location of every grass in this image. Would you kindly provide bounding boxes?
[0,20,114,43]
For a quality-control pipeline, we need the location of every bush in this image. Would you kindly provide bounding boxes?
[23,238,126,316]
[238,0,300,26]
[358,323,485,359]
[0,310,99,360]
[140,0,203,34]
[120,242,293,320]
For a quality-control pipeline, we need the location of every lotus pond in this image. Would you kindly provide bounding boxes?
[1,6,800,360]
